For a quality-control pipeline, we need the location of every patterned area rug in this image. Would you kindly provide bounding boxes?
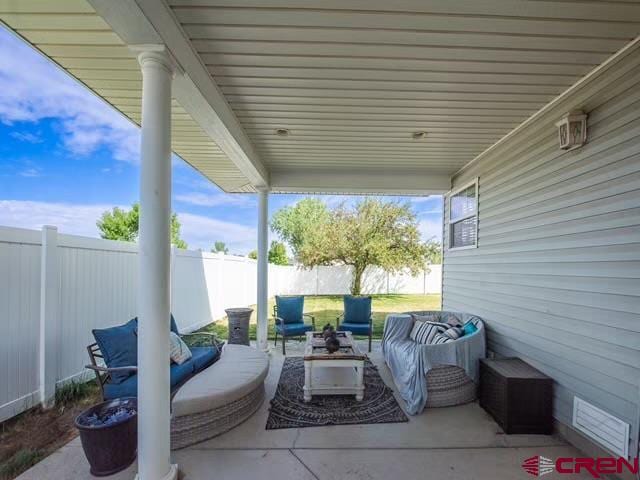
[266,357,408,429]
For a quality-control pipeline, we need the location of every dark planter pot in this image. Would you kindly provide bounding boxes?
[75,397,137,477]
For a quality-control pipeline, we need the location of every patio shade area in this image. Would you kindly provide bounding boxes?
[15,343,594,480]
[1,1,639,479]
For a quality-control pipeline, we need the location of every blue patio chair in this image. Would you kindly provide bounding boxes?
[336,295,373,352]
[274,295,315,355]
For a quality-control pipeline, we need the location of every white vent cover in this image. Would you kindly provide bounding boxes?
[573,397,629,458]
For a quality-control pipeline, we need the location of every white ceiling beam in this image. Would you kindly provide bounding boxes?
[270,169,450,195]
[88,0,268,189]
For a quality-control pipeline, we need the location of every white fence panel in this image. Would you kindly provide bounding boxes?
[317,265,353,294]
[0,227,41,422]
[171,250,217,333]
[57,235,138,385]
[288,267,317,295]
[425,265,442,294]
[0,225,442,422]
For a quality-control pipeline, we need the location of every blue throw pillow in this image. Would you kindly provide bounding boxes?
[276,296,304,324]
[463,320,478,336]
[92,318,138,384]
[343,295,372,324]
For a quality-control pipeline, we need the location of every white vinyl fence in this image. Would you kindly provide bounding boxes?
[0,225,440,422]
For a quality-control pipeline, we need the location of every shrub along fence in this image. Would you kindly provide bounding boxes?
[0,225,441,422]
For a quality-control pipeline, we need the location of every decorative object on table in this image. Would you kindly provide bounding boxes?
[75,397,137,477]
[273,295,316,354]
[225,307,253,345]
[86,314,221,400]
[324,333,341,353]
[321,323,335,339]
[479,357,552,434]
[303,331,366,402]
[266,357,407,429]
[336,295,373,352]
[382,311,486,414]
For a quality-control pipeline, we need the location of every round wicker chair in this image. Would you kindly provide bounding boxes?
[403,311,481,408]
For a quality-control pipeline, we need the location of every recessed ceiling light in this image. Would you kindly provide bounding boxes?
[275,128,290,136]
[412,131,427,140]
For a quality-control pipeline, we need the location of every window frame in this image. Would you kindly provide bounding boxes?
[447,177,479,251]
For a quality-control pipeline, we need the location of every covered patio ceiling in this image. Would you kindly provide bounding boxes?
[1,0,640,194]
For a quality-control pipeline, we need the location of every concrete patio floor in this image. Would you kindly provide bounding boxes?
[17,341,590,480]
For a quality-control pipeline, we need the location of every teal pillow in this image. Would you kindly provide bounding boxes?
[92,318,138,384]
[462,320,478,336]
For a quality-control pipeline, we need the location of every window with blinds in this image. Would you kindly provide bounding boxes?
[448,179,478,249]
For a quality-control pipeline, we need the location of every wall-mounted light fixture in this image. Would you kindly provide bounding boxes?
[555,111,587,150]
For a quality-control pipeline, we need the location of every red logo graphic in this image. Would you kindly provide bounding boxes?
[522,456,555,477]
[521,456,639,478]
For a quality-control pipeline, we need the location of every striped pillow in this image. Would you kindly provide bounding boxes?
[410,321,446,345]
[430,333,454,345]
[442,326,464,340]
[169,331,192,365]
[444,314,462,327]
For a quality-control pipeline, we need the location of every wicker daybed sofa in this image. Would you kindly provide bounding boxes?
[87,316,269,450]
[170,344,268,449]
[382,311,486,415]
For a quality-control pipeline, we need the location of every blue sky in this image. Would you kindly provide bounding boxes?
[0,26,442,254]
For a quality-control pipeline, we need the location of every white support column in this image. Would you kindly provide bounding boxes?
[39,225,59,408]
[135,47,178,480]
[256,188,269,352]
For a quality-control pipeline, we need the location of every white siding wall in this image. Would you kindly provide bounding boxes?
[443,44,640,456]
[0,225,440,421]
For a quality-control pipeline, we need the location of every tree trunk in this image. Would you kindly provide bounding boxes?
[351,265,365,295]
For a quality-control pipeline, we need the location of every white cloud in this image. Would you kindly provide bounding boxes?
[0,28,140,162]
[0,200,109,237]
[178,212,256,253]
[19,167,41,177]
[419,218,443,242]
[0,200,259,254]
[10,131,42,143]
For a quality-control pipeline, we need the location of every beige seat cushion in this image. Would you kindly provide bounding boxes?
[172,344,269,418]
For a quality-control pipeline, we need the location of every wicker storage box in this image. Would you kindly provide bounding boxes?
[479,358,552,435]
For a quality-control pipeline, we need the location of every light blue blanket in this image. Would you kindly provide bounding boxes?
[382,311,486,415]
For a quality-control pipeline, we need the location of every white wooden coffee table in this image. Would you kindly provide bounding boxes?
[303,331,366,402]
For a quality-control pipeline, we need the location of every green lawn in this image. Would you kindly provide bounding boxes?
[194,294,440,341]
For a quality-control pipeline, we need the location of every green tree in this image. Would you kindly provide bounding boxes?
[270,198,330,259]
[424,239,442,264]
[272,198,428,295]
[247,250,258,260]
[268,240,289,265]
[97,203,188,249]
[211,241,229,254]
